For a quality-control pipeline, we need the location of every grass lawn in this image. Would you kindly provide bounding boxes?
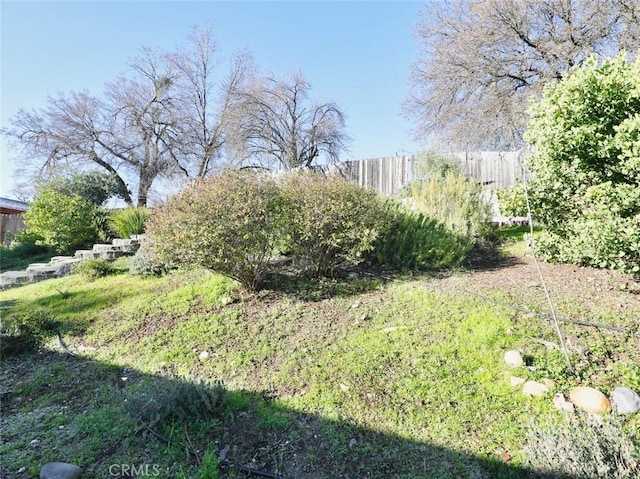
[1,246,639,478]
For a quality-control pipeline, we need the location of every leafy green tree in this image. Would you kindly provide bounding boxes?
[23,189,100,253]
[40,170,123,206]
[526,53,640,274]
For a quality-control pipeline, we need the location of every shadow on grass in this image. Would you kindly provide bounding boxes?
[1,349,574,479]
[261,269,389,302]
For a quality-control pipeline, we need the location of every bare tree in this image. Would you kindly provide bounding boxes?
[228,73,350,170]
[3,25,254,204]
[169,25,255,178]
[406,0,640,149]
[4,47,181,206]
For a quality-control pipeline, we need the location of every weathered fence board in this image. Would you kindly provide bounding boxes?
[320,151,529,197]
[0,214,26,245]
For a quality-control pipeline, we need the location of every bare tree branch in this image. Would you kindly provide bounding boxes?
[406,0,639,149]
[228,72,350,170]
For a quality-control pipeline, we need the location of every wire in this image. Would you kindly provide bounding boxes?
[521,165,574,372]
[429,286,640,339]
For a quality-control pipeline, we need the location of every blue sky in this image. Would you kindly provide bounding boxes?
[0,1,427,199]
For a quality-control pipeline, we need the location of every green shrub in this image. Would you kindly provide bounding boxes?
[23,189,101,253]
[0,309,58,357]
[411,149,462,181]
[369,200,472,270]
[145,170,286,291]
[124,375,226,428]
[525,53,640,276]
[128,246,171,277]
[525,413,639,478]
[281,172,385,277]
[73,258,115,280]
[1,232,52,272]
[110,207,150,238]
[496,181,529,217]
[38,170,123,206]
[410,173,492,239]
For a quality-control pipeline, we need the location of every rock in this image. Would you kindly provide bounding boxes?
[509,376,526,387]
[198,351,210,360]
[504,350,524,368]
[220,296,234,306]
[541,378,555,391]
[569,386,611,414]
[40,462,82,479]
[522,380,549,397]
[611,387,640,414]
[552,392,574,412]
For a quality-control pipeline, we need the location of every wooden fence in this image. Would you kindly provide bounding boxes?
[318,150,530,197]
[0,214,26,245]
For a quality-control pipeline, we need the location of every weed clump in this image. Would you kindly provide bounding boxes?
[0,309,58,357]
[525,412,639,478]
[128,247,171,277]
[124,375,226,428]
[73,258,115,280]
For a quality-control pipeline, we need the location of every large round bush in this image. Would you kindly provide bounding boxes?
[526,53,640,275]
[281,171,385,277]
[145,170,286,291]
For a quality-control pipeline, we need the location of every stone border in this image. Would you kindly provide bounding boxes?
[0,236,144,288]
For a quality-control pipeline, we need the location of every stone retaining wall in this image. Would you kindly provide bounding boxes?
[0,236,144,288]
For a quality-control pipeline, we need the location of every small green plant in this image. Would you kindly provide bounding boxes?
[496,181,528,217]
[128,247,171,277]
[124,376,226,428]
[110,207,150,238]
[73,258,115,280]
[281,171,385,277]
[525,412,639,478]
[410,172,492,240]
[23,189,101,253]
[411,149,462,180]
[0,309,58,356]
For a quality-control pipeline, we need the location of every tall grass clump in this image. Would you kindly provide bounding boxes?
[281,171,385,277]
[110,207,150,238]
[145,170,286,291]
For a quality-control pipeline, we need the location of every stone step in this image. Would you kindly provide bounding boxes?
[0,271,30,286]
[50,256,74,264]
[75,250,102,260]
[26,265,59,275]
[93,244,122,252]
[2,237,142,288]
[112,238,141,253]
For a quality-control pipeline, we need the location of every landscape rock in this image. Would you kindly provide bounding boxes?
[569,386,611,414]
[504,350,524,368]
[552,393,574,412]
[198,351,210,360]
[509,376,526,387]
[541,378,555,391]
[40,462,82,479]
[611,387,640,414]
[522,380,549,397]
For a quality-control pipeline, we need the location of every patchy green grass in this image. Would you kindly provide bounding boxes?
[0,244,54,273]
[1,256,638,478]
